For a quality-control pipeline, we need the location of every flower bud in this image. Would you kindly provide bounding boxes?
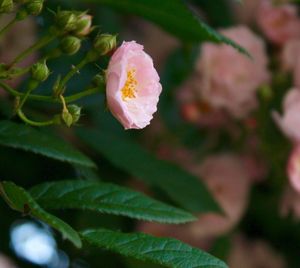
[68,104,81,124]
[92,74,105,87]
[74,14,92,36]
[61,105,81,127]
[94,34,117,56]
[0,0,14,13]
[25,0,44,16]
[31,61,50,82]
[62,109,73,127]
[55,10,78,32]
[60,36,81,55]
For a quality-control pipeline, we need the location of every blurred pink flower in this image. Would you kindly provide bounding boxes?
[257,0,300,46]
[0,15,37,91]
[242,154,268,183]
[273,88,300,143]
[106,41,162,129]
[188,154,251,238]
[282,39,300,87]
[197,26,270,119]
[280,185,300,219]
[281,39,300,71]
[177,76,229,128]
[232,0,261,24]
[287,145,300,193]
[137,154,251,247]
[0,254,18,268]
[228,235,287,268]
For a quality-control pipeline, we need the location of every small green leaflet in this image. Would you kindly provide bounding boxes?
[0,181,82,248]
[81,229,228,268]
[0,121,95,167]
[30,180,196,224]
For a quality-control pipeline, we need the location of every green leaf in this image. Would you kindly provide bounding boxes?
[81,229,228,268]
[30,180,196,224]
[0,181,81,248]
[77,129,220,213]
[88,0,248,55]
[0,121,95,168]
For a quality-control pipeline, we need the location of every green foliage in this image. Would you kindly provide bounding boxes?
[0,120,95,167]
[87,0,248,55]
[81,228,228,268]
[0,0,254,267]
[0,181,82,248]
[77,129,220,213]
[30,180,196,224]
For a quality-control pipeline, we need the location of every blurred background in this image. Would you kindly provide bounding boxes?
[1,0,300,267]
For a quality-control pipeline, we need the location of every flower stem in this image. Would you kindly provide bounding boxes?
[17,110,58,127]
[0,81,102,103]
[65,87,103,102]
[56,56,90,96]
[17,80,39,110]
[9,33,57,68]
[0,16,17,38]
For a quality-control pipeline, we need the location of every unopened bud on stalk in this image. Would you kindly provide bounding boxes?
[31,61,50,82]
[25,0,44,15]
[61,105,81,127]
[92,74,105,87]
[55,10,78,32]
[94,34,117,56]
[60,36,81,55]
[74,13,92,36]
[68,104,81,124]
[62,109,73,127]
[0,0,14,13]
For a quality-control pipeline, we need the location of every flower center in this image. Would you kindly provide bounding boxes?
[121,68,138,101]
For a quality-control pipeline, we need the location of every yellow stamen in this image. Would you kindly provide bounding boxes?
[121,68,138,101]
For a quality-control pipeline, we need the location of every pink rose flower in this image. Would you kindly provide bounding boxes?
[137,154,251,246]
[106,41,162,129]
[282,39,300,71]
[287,145,300,193]
[0,254,17,268]
[228,235,287,268]
[197,26,270,119]
[188,154,251,238]
[232,0,261,24]
[273,88,300,143]
[280,185,300,220]
[282,40,300,88]
[257,0,300,46]
[177,76,229,128]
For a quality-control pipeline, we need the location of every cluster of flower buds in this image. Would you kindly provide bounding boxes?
[1,0,45,16]
[55,10,117,57]
[0,0,125,129]
[55,10,93,36]
[55,11,93,56]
